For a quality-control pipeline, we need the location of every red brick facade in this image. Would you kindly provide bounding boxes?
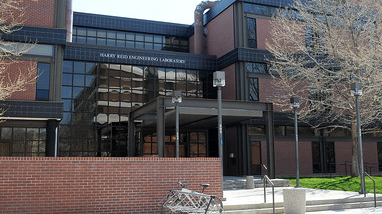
[19,0,55,28]
[0,157,222,214]
[256,18,273,50]
[222,64,236,100]
[5,60,37,101]
[206,5,235,57]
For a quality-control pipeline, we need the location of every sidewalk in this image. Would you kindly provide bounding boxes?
[223,187,382,213]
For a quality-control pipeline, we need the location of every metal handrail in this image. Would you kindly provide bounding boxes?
[364,172,377,207]
[263,175,275,214]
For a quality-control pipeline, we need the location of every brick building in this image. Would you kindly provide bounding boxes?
[1,0,381,178]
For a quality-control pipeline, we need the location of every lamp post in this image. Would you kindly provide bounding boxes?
[213,71,225,191]
[350,82,366,196]
[290,97,300,188]
[172,91,182,158]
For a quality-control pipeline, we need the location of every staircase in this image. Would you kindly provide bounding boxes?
[222,177,382,213]
[223,196,382,213]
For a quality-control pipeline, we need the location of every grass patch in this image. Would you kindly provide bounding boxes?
[288,176,382,194]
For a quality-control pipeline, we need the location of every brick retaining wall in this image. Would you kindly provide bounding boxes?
[0,157,222,214]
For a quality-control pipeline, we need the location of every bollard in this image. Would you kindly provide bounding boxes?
[246,176,255,189]
[283,188,306,214]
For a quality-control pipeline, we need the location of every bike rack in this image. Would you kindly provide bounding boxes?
[364,172,377,207]
[160,189,224,214]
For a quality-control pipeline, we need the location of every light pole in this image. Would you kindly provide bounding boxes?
[172,91,182,158]
[350,82,366,196]
[213,71,225,191]
[290,97,300,188]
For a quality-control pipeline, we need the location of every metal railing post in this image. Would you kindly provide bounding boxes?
[364,172,376,207]
[263,175,275,214]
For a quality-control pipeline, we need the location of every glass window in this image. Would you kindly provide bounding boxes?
[107,39,116,47]
[87,29,96,37]
[76,36,86,44]
[73,74,85,87]
[74,62,85,74]
[154,35,163,43]
[63,99,72,111]
[154,43,163,50]
[59,61,208,157]
[136,42,144,49]
[86,63,95,74]
[77,28,86,36]
[144,43,153,50]
[87,37,97,45]
[244,3,275,16]
[63,61,73,73]
[86,75,96,87]
[136,34,144,41]
[36,63,50,101]
[97,29,106,38]
[117,40,125,47]
[63,74,73,86]
[36,90,49,100]
[249,77,259,101]
[117,32,125,40]
[37,63,50,90]
[145,34,153,42]
[126,32,134,40]
[1,128,12,139]
[312,141,336,173]
[0,127,46,157]
[97,38,106,46]
[246,62,267,74]
[62,86,72,99]
[107,30,116,39]
[176,69,187,81]
[248,125,265,135]
[126,41,134,48]
[247,18,257,48]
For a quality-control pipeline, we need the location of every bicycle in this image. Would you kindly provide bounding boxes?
[160,181,224,214]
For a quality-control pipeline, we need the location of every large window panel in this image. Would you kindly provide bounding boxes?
[60,60,209,157]
[247,17,257,49]
[36,63,50,101]
[249,77,259,101]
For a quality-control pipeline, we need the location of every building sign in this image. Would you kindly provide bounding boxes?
[99,53,186,64]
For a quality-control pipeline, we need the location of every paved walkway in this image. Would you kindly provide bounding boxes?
[223,187,382,213]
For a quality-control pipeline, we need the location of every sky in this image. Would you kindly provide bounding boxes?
[72,0,206,25]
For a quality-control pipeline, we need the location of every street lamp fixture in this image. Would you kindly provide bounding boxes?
[172,91,182,158]
[213,71,225,195]
[213,71,226,87]
[290,97,300,188]
[350,82,366,196]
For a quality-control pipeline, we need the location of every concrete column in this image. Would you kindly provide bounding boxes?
[157,98,165,157]
[265,104,275,179]
[46,120,59,157]
[128,113,135,157]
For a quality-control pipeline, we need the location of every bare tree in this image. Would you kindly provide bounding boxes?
[266,0,382,177]
[0,0,37,102]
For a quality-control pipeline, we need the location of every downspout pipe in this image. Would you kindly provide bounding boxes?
[194,1,217,54]
[66,0,73,42]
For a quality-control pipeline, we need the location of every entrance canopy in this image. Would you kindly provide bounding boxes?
[134,97,264,129]
[127,96,275,178]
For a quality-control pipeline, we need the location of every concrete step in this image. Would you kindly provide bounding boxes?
[223,196,382,213]
[223,177,290,189]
